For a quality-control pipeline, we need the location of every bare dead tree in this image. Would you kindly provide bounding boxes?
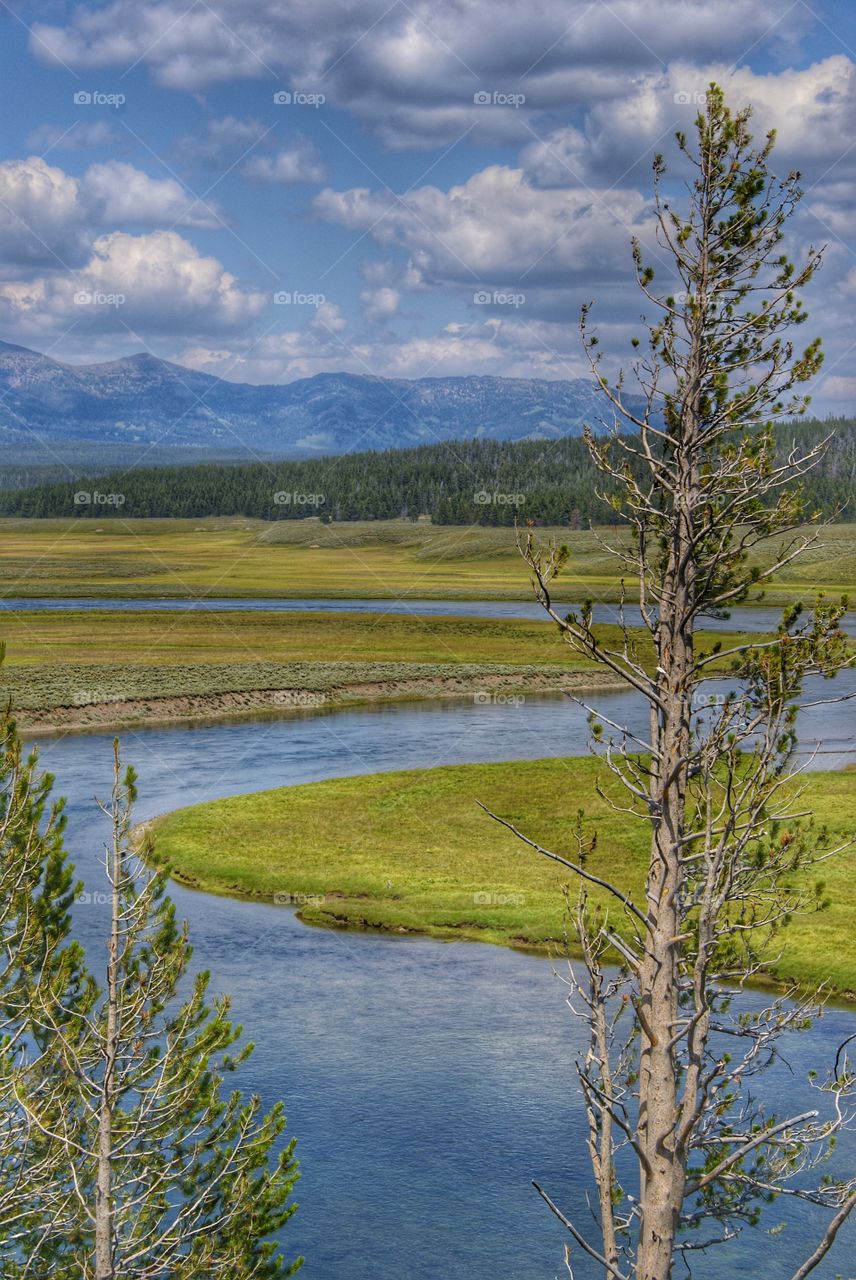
[482,86,855,1280]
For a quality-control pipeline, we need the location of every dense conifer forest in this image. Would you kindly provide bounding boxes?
[1,419,852,525]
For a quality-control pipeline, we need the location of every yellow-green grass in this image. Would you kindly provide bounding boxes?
[1,517,854,603]
[0,661,604,718]
[0,609,785,723]
[0,609,759,670]
[150,757,856,996]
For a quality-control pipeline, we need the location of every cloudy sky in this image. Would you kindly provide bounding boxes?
[1,0,855,411]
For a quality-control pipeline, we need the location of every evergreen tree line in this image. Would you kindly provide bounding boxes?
[0,675,301,1279]
[1,418,852,524]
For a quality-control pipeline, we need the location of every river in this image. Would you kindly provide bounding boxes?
[26,675,856,1278]
[4,597,855,636]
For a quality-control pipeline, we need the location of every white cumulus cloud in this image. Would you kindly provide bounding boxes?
[315,165,652,295]
[0,229,266,337]
[0,157,87,269]
[31,0,808,145]
[0,155,224,275]
[243,141,328,184]
[82,161,223,227]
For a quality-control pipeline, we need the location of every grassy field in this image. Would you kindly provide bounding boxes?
[150,757,856,996]
[0,609,773,724]
[0,609,758,672]
[1,517,854,602]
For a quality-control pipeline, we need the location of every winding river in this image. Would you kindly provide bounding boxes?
[4,597,855,636]
[25,668,856,1279]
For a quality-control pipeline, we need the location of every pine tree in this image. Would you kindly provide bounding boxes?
[485,86,855,1278]
[0,648,87,1269]
[17,742,302,1280]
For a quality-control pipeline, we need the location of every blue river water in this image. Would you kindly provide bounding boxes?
[26,676,855,1279]
[4,596,855,636]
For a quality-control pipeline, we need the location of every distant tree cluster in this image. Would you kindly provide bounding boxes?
[0,465,75,492]
[0,420,852,524]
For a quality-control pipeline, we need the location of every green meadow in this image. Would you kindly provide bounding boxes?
[1,517,854,602]
[0,608,776,719]
[150,757,856,997]
[0,608,759,671]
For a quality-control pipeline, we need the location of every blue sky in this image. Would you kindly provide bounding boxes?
[1,0,855,413]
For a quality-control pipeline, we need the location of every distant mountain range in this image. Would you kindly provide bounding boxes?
[0,340,626,461]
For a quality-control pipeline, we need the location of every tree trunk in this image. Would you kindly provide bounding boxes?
[95,794,121,1280]
[636,645,690,1280]
[636,397,701,1279]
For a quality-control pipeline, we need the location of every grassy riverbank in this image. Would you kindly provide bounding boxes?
[1,517,854,602]
[150,757,856,996]
[0,608,775,730]
[6,663,619,733]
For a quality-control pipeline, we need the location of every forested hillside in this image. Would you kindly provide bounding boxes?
[1,419,852,525]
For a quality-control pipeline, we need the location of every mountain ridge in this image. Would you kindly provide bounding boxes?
[0,340,623,459]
